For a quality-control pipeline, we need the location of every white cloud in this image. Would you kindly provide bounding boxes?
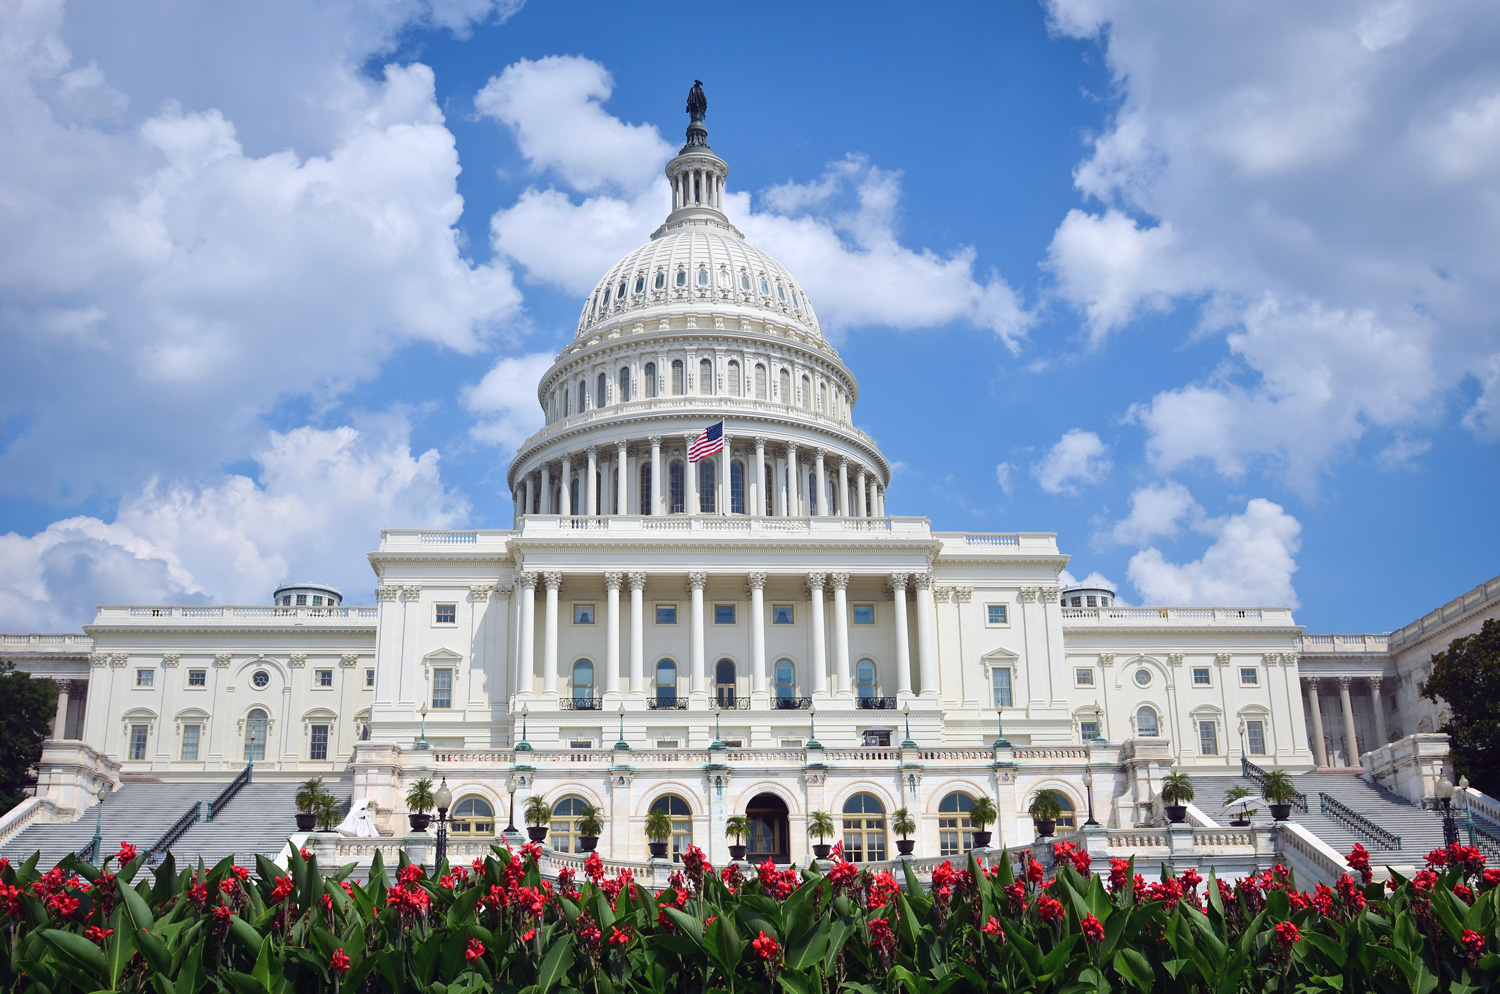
[1127,497,1302,607]
[0,420,467,630]
[1059,569,1119,596]
[1374,435,1431,471]
[994,462,1013,497]
[462,352,555,450]
[1032,429,1112,495]
[1103,480,1203,545]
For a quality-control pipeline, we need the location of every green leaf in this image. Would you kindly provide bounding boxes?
[1113,948,1155,992]
[39,929,108,976]
[534,933,575,994]
[664,907,705,947]
[785,923,828,972]
[1300,932,1347,969]
[777,967,819,994]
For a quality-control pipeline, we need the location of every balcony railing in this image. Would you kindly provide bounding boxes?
[713,695,752,709]
[773,697,813,710]
[857,696,897,710]
[647,698,688,710]
[561,697,604,711]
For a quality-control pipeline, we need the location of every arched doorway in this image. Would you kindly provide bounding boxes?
[745,792,789,863]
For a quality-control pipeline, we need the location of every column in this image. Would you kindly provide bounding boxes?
[560,456,572,515]
[518,573,538,698]
[616,440,628,515]
[808,573,829,696]
[749,572,767,698]
[50,680,71,740]
[650,436,663,515]
[856,469,867,518]
[521,476,532,518]
[541,464,552,514]
[628,573,646,696]
[1369,677,1388,749]
[891,574,912,699]
[685,435,698,513]
[831,573,851,694]
[604,572,622,699]
[688,572,707,699]
[914,572,938,697]
[586,446,598,516]
[785,444,799,516]
[1305,680,1328,767]
[877,485,886,516]
[1337,676,1360,767]
[815,449,828,516]
[721,431,732,514]
[753,437,767,517]
[542,572,562,697]
[837,458,850,517]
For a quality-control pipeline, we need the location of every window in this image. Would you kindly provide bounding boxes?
[991,668,1013,708]
[310,724,329,761]
[807,473,818,514]
[618,367,630,402]
[552,796,594,853]
[188,669,206,687]
[656,659,677,706]
[570,477,579,513]
[1240,667,1260,686]
[1246,719,1267,755]
[730,460,745,513]
[435,603,457,625]
[1051,794,1078,831]
[760,277,771,295]
[1199,720,1219,755]
[315,669,333,687]
[669,460,685,512]
[697,268,709,286]
[741,272,751,291]
[181,724,200,761]
[939,792,975,856]
[578,377,587,409]
[573,603,596,625]
[986,605,1008,625]
[856,659,877,701]
[818,382,826,411]
[773,604,794,624]
[675,269,686,287]
[252,669,271,689]
[1074,668,1095,688]
[656,603,678,625]
[650,795,693,859]
[715,659,736,706]
[136,669,154,688]
[129,724,148,760]
[244,708,268,761]
[862,730,891,746]
[644,362,657,398]
[698,458,716,512]
[281,596,291,606]
[1080,721,1100,742]
[572,660,595,705]
[1192,667,1211,686]
[365,669,375,688]
[841,793,887,862]
[640,463,652,515]
[296,594,307,605]
[775,660,795,703]
[432,668,453,709]
[657,739,680,749]
[755,363,767,399]
[597,372,607,408]
[778,369,790,402]
[709,604,733,625]
[655,271,665,290]
[764,464,774,515]
[853,604,875,625]
[453,796,494,836]
[312,596,323,606]
[671,359,684,394]
[727,360,741,395]
[781,738,804,748]
[1133,668,1152,687]
[1136,707,1159,737]
[569,740,592,749]
[800,375,811,408]
[1086,596,1097,607]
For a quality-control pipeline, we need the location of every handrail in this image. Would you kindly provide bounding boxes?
[209,762,252,821]
[1242,758,1309,813]
[149,802,201,858]
[1319,792,1401,850]
[74,838,98,863]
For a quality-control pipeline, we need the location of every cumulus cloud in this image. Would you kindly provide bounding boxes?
[462,352,555,450]
[1103,480,1203,546]
[0,421,468,630]
[1059,569,1120,598]
[994,462,1014,497]
[1127,498,1302,607]
[1032,430,1112,495]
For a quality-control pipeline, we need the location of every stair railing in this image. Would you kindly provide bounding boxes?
[208,762,252,822]
[1318,791,1401,850]
[148,802,201,858]
[73,838,98,863]
[1241,758,1309,813]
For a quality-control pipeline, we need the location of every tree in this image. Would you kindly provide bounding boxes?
[0,661,57,813]
[1424,618,1500,796]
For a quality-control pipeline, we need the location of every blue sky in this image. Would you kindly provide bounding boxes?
[1,0,1496,633]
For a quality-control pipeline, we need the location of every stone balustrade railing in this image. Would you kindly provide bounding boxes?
[430,745,1088,769]
[94,605,378,622]
[2,634,95,648]
[1061,607,1295,625]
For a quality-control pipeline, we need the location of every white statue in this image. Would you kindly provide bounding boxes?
[335,798,381,838]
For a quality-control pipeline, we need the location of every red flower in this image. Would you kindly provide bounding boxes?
[113,842,138,865]
[1026,858,1044,886]
[85,926,114,945]
[870,916,899,960]
[465,938,485,962]
[1109,858,1131,892]
[1453,883,1474,903]
[981,915,1004,938]
[609,925,632,946]
[752,929,780,960]
[269,876,295,904]
[213,906,233,925]
[1274,921,1300,949]
[299,847,313,861]
[232,865,250,881]
[1345,843,1373,884]
[1461,929,1486,962]
[1080,913,1105,943]
[1413,870,1438,893]
[322,893,334,911]
[1036,895,1064,924]
[584,851,605,883]
[398,864,423,885]
[1484,868,1500,889]
[521,928,536,941]
[329,948,351,974]
[219,878,238,895]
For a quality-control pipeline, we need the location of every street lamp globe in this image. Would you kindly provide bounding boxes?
[435,779,452,814]
[1437,777,1454,800]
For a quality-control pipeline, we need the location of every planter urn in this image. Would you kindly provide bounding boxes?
[648,841,669,859]
[295,813,318,832]
[970,830,993,849]
[896,839,915,856]
[1165,805,1188,824]
[1269,803,1293,821]
[527,826,549,843]
[408,813,431,832]
[1034,819,1056,838]
[728,844,747,861]
[578,835,598,853]
[812,844,832,860]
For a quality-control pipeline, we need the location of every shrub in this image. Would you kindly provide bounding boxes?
[724,815,750,844]
[892,808,917,840]
[807,811,836,842]
[576,803,603,838]
[644,809,673,842]
[404,777,436,814]
[1160,771,1195,805]
[1261,769,1299,804]
[522,794,551,827]
[1027,790,1063,821]
[968,796,998,831]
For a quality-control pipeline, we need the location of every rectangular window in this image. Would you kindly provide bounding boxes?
[714,603,736,624]
[772,604,794,625]
[1240,667,1259,686]
[991,668,1013,708]
[129,724,148,760]
[656,739,680,749]
[1075,668,1095,687]
[573,603,596,625]
[986,604,1008,625]
[1192,667,1211,686]
[296,594,307,605]
[1246,720,1267,755]
[309,724,329,761]
[435,603,457,625]
[136,669,154,688]
[1086,595,1097,607]
[1199,721,1219,755]
[569,740,592,750]
[312,595,323,606]
[1080,721,1100,742]
[862,730,891,747]
[432,668,453,709]
[655,603,678,625]
[187,669,206,687]
[181,725,200,761]
[780,738,804,748]
[852,604,875,625]
[365,669,375,688]
[315,669,333,687]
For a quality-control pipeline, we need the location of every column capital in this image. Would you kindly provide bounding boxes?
[1216,652,1233,666]
[1168,652,1186,666]
[830,572,850,590]
[649,435,663,447]
[340,653,360,668]
[161,653,181,668]
[587,444,598,457]
[1099,652,1115,667]
[954,586,973,603]
[376,585,401,602]
[1018,586,1039,602]
[1366,675,1383,692]
[604,571,624,591]
[627,571,648,592]
[754,435,768,449]
[541,571,563,591]
[288,654,307,669]
[1336,675,1354,691]
[495,582,515,596]
[1039,587,1058,603]
[560,453,572,467]
[470,584,493,601]
[814,447,826,460]
[1302,676,1321,692]
[836,455,848,469]
[687,571,708,591]
[855,465,867,478]
[806,571,828,591]
[912,572,933,591]
[747,571,767,591]
[519,571,540,590]
[785,441,798,456]
[214,652,232,669]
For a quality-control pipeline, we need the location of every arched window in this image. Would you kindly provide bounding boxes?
[596,372,607,408]
[755,363,768,399]
[669,461,685,513]
[938,793,975,856]
[635,275,645,294]
[576,377,586,410]
[1136,707,1159,737]
[727,360,741,395]
[764,464,774,515]
[1055,795,1077,830]
[808,473,818,514]
[571,659,595,706]
[552,796,593,853]
[697,267,709,286]
[800,375,811,409]
[828,476,837,516]
[244,708,268,762]
[563,387,571,417]
[618,367,630,403]
[841,793,887,862]
[698,459,716,513]
[699,358,713,395]
[775,660,795,705]
[675,269,687,287]
[856,659,877,701]
[644,362,657,398]
[650,795,693,859]
[671,360,684,395]
[778,369,790,403]
[654,272,665,290]
[570,478,580,516]
[617,280,626,301]
[452,796,495,836]
[740,272,751,291]
[656,659,678,707]
[640,463,652,516]
[602,287,610,308]
[715,659,736,707]
[730,460,745,514]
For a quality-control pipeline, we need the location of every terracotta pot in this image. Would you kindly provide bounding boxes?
[1165,805,1188,824]
[408,813,431,832]
[1269,803,1293,821]
[578,836,598,853]
[812,844,832,860]
[970,831,993,849]
[295,813,318,832]
[527,826,549,843]
[896,839,915,856]
[648,841,669,858]
[728,844,747,861]
[1035,819,1057,838]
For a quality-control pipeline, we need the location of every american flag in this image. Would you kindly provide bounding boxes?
[687,421,724,462]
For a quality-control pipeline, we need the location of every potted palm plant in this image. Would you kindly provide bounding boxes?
[405,777,436,832]
[576,803,603,853]
[523,794,551,843]
[725,815,751,861]
[1160,771,1194,823]
[295,777,325,832]
[892,808,917,856]
[807,810,836,860]
[968,796,997,848]
[1223,785,1258,826]
[1260,769,1298,821]
[315,790,342,831]
[1028,790,1063,838]
[645,809,673,859]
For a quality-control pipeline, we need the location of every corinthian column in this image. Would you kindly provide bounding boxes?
[1369,677,1388,748]
[604,572,622,699]
[628,573,646,696]
[837,458,850,517]
[518,572,538,698]
[753,437,767,516]
[586,446,598,516]
[560,456,572,516]
[890,573,912,699]
[1305,679,1328,767]
[831,573,852,694]
[542,572,562,697]
[616,440,628,515]
[914,572,938,697]
[688,572,709,702]
[650,436,663,515]
[749,572,767,698]
[808,573,829,696]
[815,449,828,516]
[1337,676,1360,767]
[785,443,799,516]
[856,468,867,518]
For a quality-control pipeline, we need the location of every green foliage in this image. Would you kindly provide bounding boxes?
[644,808,673,841]
[1224,785,1259,818]
[0,661,57,812]
[1260,769,1298,804]
[724,814,751,843]
[968,795,998,831]
[576,803,603,837]
[807,810,836,841]
[1027,789,1063,821]
[314,792,342,831]
[405,777,436,814]
[523,794,551,827]
[892,807,917,839]
[1424,617,1500,796]
[1160,770,1196,805]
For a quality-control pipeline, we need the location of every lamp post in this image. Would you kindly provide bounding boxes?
[504,778,518,837]
[1459,775,1477,847]
[415,704,430,751]
[89,783,109,865]
[1082,767,1098,826]
[518,705,531,749]
[993,707,1010,748]
[807,705,820,749]
[614,703,629,751]
[1436,776,1459,848]
[901,702,915,748]
[434,777,452,866]
[711,702,724,749]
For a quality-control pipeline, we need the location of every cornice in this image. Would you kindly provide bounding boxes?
[83,623,377,638]
[1059,624,1306,639]
[507,536,942,556]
